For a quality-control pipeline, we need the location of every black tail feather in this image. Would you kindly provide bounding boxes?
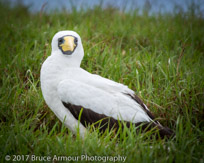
[133,122,175,139]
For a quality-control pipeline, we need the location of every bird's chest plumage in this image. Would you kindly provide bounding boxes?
[40,59,65,107]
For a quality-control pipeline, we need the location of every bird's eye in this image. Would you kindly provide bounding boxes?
[74,38,78,44]
[58,38,63,44]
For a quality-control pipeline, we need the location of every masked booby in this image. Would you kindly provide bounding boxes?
[40,31,174,138]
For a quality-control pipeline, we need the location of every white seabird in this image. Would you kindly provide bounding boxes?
[40,30,173,138]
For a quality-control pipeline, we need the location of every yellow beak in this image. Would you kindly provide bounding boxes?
[60,36,76,52]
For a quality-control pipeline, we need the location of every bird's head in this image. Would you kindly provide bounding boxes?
[51,30,84,66]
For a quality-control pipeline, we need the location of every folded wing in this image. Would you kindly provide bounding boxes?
[57,79,152,126]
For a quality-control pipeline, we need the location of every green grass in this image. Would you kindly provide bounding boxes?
[0,2,204,163]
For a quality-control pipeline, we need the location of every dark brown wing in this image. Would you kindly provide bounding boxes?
[62,101,174,138]
[62,101,119,132]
